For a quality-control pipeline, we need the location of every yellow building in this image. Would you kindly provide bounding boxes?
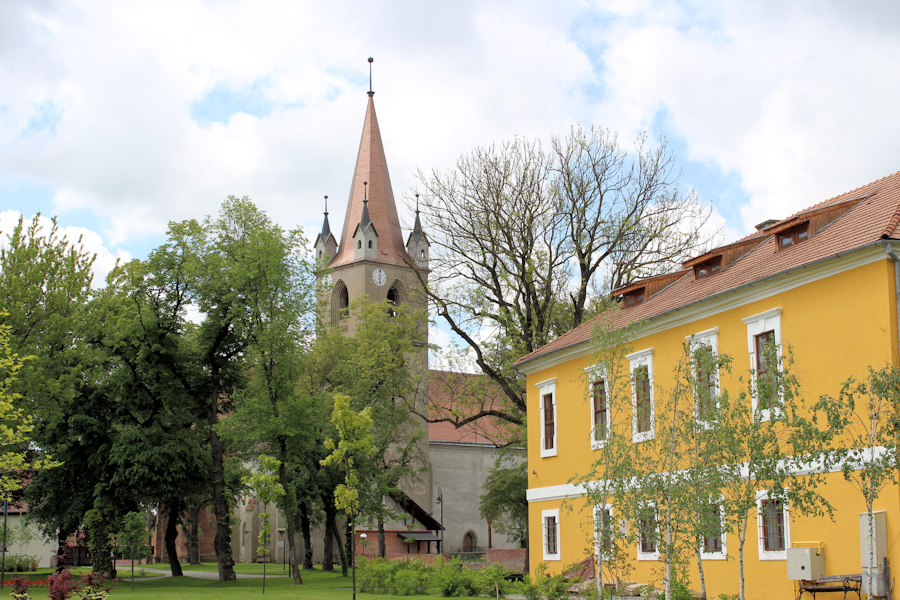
[515,171,900,598]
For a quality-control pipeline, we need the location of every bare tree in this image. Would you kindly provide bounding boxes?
[413,126,717,426]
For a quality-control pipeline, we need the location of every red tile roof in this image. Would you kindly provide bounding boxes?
[427,370,519,445]
[516,170,900,368]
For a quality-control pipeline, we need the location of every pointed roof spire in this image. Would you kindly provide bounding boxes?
[329,62,411,268]
[321,195,332,238]
[368,57,374,97]
[410,192,425,243]
[359,182,372,230]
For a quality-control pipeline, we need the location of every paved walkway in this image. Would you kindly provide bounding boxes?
[138,567,289,580]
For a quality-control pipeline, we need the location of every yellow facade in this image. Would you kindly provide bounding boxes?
[521,248,900,599]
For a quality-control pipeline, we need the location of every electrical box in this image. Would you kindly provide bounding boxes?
[859,511,887,571]
[787,547,825,581]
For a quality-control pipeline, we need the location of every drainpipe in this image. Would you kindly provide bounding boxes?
[886,245,900,364]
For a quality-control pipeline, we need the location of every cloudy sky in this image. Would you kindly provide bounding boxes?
[2,0,900,283]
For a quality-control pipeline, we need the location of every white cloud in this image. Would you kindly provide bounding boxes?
[588,0,900,235]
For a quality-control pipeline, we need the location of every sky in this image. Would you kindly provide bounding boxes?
[2,0,900,289]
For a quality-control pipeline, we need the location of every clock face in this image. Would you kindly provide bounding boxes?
[372,267,387,287]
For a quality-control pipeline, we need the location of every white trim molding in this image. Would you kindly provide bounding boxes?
[742,307,783,421]
[542,508,561,561]
[537,378,558,458]
[626,348,654,443]
[756,490,790,561]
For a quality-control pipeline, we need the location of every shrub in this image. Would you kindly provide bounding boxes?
[518,563,572,600]
[433,557,479,597]
[10,575,31,600]
[76,571,115,600]
[394,560,431,596]
[358,557,401,594]
[48,569,77,600]
[477,562,511,598]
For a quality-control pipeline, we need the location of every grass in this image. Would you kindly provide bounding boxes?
[178,562,290,576]
[0,565,489,599]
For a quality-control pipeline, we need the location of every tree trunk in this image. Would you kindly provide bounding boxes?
[344,520,354,575]
[299,502,314,569]
[378,517,386,558]
[738,515,747,600]
[90,495,117,579]
[330,515,348,576]
[695,547,707,600]
[185,501,202,565]
[322,496,337,572]
[209,393,237,582]
[165,499,184,576]
[276,447,302,585]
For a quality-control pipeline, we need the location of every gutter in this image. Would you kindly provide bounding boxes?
[885,244,900,362]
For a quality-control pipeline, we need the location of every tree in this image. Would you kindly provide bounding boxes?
[414,127,716,428]
[714,344,833,600]
[118,511,152,591]
[243,455,286,594]
[479,456,527,547]
[321,393,377,600]
[814,366,900,595]
[310,298,429,558]
[0,321,60,496]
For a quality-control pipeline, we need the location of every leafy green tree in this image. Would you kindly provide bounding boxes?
[814,365,900,594]
[322,393,377,600]
[243,455,286,594]
[218,214,316,584]
[715,344,833,600]
[118,511,152,590]
[479,457,528,548]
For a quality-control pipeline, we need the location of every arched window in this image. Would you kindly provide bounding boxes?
[357,241,362,249]
[368,240,373,249]
[462,531,477,553]
[332,281,349,325]
[386,284,405,318]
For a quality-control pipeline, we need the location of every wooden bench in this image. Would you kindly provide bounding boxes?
[798,574,862,600]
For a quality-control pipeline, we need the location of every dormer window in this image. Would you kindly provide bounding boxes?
[777,223,808,250]
[694,256,722,280]
[624,288,645,308]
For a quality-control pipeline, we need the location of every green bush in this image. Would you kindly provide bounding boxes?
[477,562,511,598]
[518,563,572,600]
[433,557,479,597]
[358,557,401,594]
[394,559,431,596]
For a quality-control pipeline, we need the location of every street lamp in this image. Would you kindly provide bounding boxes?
[435,488,444,556]
[279,529,285,574]
[360,533,368,560]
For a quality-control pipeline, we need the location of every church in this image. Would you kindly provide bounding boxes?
[228,76,525,566]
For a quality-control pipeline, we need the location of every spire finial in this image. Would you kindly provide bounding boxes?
[415,192,420,214]
[367,57,374,97]
[324,194,329,216]
[363,181,368,204]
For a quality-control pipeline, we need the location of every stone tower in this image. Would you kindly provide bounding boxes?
[314,86,433,508]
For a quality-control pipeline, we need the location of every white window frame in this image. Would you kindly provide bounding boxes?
[700,501,727,561]
[542,508,561,561]
[636,503,659,561]
[593,504,615,561]
[626,348,654,443]
[585,366,610,449]
[756,490,790,561]
[537,378,558,458]
[742,308,783,421]
[686,328,720,423]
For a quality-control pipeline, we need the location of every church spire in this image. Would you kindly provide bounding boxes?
[314,195,338,262]
[329,62,410,268]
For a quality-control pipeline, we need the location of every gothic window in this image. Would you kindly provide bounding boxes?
[332,280,349,325]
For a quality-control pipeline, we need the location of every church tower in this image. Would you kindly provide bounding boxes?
[315,70,433,508]
[317,78,430,336]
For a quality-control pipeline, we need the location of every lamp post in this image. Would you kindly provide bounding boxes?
[1,495,7,590]
[360,533,367,560]
[279,529,285,574]
[435,487,444,556]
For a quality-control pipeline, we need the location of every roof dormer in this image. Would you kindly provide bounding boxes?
[613,270,690,308]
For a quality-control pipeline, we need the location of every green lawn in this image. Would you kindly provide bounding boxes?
[178,561,291,576]
[1,565,489,599]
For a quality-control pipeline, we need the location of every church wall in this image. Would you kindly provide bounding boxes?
[429,442,525,553]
